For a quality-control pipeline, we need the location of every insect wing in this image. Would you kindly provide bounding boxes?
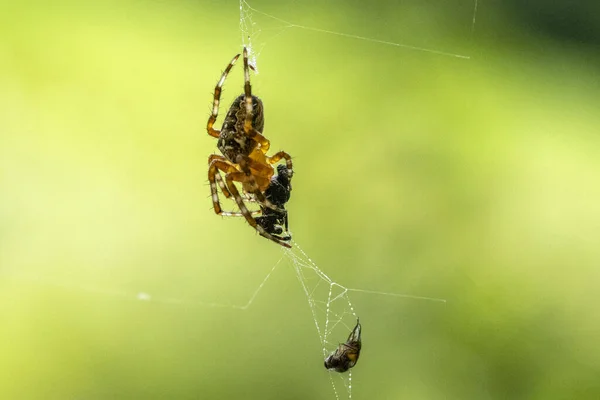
[347,320,362,346]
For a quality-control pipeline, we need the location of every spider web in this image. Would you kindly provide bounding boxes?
[236,0,475,398]
[3,237,446,399]
[4,237,446,399]
[284,239,446,399]
[239,0,479,72]
[1,1,474,397]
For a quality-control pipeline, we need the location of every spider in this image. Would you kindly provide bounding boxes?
[207,47,294,248]
[324,319,362,373]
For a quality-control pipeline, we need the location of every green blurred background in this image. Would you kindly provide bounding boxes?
[1,0,599,399]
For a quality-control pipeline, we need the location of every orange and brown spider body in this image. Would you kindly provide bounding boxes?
[216,94,273,193]
[207,48,293,248]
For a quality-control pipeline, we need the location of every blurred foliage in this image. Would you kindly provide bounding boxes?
[1,0,599,399]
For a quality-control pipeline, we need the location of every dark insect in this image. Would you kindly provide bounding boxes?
[207,47,294,248]
[255,164,292,242]
[324,319,362,373]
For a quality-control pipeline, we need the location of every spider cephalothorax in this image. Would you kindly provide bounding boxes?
[256,164,292,242]
[207,47,293,247]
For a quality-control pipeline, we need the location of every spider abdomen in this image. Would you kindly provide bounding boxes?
[217,94,264,163]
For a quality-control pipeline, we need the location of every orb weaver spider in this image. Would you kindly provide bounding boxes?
[207,47,294,248]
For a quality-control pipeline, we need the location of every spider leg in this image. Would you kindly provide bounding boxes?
[210,153,260,209]
[214,172,261,216]
[242,47,271,153]
[207,53,241,138]
[208,157,259,217]
[213,169,231,198]
[266,151,294,178]
[225,171,292,248]
[208,154,233,198]
[238,189,260,202]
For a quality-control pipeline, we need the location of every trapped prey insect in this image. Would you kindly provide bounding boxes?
[207,47,294,247]
[255,164,292,243]
[324,319,362,373]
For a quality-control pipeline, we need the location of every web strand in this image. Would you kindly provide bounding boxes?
[471,0,479,34]
[239,0,475,67]
[346,287,446,303]
[2,256,285,310]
